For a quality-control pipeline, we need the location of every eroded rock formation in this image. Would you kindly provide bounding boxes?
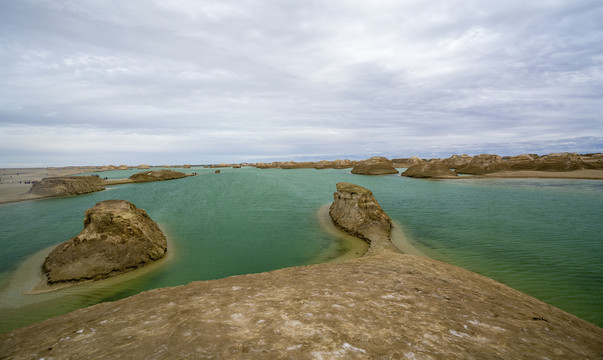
[41,200,167,285]
[129,170,189,182]
[533,152,594,171]
[27,176,105,197]
[456,154,507,174]
[329,182,395,255]
[442,154,472,168]
[402,162,458,178]
[351,156,399,175]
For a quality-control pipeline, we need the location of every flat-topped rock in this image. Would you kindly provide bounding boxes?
[456,154,506,174]
[402,162,458,178]
[27,176,105,197]
[41,200,167,285]
[534,153,595,171]
[351,157,399,175]
[128,169,189,182]
[442,154,472,168]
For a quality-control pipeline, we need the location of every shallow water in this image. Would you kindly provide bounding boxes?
[0,167,601,332]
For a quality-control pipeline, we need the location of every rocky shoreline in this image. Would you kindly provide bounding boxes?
[1,183,601,358]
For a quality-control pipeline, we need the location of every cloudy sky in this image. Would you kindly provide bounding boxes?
[1,0,602,167]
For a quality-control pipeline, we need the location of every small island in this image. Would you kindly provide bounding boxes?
[39,200,167,287]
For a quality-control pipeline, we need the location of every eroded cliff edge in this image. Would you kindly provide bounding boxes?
[1,184,602,359]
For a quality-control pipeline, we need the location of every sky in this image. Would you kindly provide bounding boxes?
[1,0,602,167]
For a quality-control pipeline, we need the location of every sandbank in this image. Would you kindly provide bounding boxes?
[480,169,603,180]
[315,204,427,263]
[315,204,369,263]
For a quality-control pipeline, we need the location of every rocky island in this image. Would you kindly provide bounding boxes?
[402,162,459,179]
[40,200,167,286]
[1,183,601,359]
[27,175,105,197]
[128,169,189,183]
[351,156,399,175]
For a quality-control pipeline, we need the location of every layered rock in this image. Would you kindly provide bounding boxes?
[456,154,507,174]
[329,182,394,255]
[534,152,594,171]
[402,162,458,178]
[506,153,536,170]
[41,200,167,285]
[27,176,105,197]
[442,154,472,168]
[351,156,399,175]
[129,170,188,183]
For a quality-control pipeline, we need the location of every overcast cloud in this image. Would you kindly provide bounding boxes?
[1,0,602,166]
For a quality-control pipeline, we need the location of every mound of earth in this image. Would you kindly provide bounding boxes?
[456,154,507,174]
[27,176,105,197]
[402,162,458,178]
[41,199,167,285]
[128,170,188,182]
[351,157,399,175]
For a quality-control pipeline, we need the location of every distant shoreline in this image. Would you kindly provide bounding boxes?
[2,166,602,205]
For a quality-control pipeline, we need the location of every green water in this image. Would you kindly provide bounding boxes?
[0,167,601,332]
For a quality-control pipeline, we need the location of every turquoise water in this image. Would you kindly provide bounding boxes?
[0,168,601,332]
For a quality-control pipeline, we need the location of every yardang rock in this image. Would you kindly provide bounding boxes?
[129,169,189,182]
[27,176,105,197]
[402,162,458,178]
[351,156,399,175]
[41,199,167,285]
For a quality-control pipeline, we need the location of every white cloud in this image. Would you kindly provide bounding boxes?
[0,0,602,166]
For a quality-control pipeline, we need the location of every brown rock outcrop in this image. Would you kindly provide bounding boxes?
[128,170,189,183]
[402,162,458,178]
[534,153,594,171]
[137,164,151,169]
[41,200,167,285]
[329,182,395,255]
[442,154,472,168]
[506,153,536,170]
[351,156,399,175]
[27,176,105,197]
[2,185,602,359]
[456,154,507,174]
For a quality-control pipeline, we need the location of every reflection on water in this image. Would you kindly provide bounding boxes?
[1,167,602,332]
